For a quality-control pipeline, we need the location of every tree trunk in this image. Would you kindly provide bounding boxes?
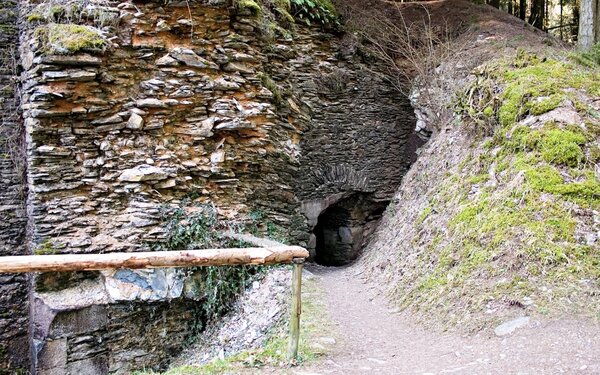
[560,0,564,40]
[489,0,500,8]
[595,0,600,42]
[579,0,598,50]
[529,0,545,29]
[508,0,513,15]
[519,0,527,20]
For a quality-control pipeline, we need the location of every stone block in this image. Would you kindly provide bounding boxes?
[52,305,108,336]
[67,356,108,375]
[37,338,67,370]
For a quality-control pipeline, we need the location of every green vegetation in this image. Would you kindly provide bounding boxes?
[26,0,118,27]
[35,23,105,54]
[134,277,331,375]
[234,0,262,16]
[156,202,262,321]
[404,52,600,328]
[290,0,338,27]
[498,57,598,126]
[247,208,289,244]
[235,0,338,29]
[34,239,58,255]
[570,43,600,68]
[258,72,283,105]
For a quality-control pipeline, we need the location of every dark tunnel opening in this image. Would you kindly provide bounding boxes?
[313,194,389,266]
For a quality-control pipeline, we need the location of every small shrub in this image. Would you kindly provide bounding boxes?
[157,202,264,322]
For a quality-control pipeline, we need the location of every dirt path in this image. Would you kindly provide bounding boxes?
[296,264,600,375]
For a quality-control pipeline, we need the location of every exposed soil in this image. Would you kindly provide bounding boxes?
[294,264,600,375]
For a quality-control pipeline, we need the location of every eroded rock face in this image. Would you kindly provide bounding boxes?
[3,0,418,372]
[0,0,30,370]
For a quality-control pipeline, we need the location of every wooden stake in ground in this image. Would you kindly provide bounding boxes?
[287,257,304,361]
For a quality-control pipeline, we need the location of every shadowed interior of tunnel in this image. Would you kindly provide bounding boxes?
[313,194,389,266]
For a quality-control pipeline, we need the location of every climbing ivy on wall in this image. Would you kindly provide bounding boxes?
[234,0,339,28]
[290,0,339,27]
[156,201,262,323]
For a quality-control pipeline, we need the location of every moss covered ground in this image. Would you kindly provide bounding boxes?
[396,50,599,330]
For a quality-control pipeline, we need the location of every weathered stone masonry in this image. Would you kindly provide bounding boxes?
[0,0,30,371]
[0,0,418,372]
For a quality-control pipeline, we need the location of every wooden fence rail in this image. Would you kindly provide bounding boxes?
[0,241,308,361]
[0,246,308,273]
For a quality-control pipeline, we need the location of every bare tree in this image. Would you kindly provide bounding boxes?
[341,1,456,93]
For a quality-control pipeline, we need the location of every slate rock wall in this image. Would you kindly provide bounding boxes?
[0,0,30,371]
[0,0,419,372]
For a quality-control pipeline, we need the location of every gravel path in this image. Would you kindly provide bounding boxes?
[296,264,600,375]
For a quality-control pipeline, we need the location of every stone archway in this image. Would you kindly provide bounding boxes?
[313,203,354,266]
[303,193,389,266]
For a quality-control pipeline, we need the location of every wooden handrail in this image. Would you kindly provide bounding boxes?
[0,237,308,362]
[0,246,308,273]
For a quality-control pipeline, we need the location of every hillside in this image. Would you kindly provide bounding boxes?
[357,0,600,331]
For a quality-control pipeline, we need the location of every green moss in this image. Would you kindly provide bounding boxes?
[529,94,564,115]
[36,23,105,55]
[417,205,433,224]
[570,43,600,68]
[525,166,600,207]
[590,144,600,163]
[234,0,262,16]
[34,240,57,255]
[538,128,586,166]
[482,106,494,117]
[258,72,282,104]
[26,13,44,23]
[483,54,599,127]
[407,51,600,329]
[270,0,294,25]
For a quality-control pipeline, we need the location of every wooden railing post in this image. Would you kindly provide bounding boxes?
[287,257,304,361]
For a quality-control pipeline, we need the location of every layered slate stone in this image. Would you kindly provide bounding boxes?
[8,0,419,372]
[0,0,30,370]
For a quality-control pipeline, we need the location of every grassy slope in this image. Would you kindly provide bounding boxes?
[361,5,599,331]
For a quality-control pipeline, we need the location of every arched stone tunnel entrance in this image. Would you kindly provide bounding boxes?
[306,194,389,266]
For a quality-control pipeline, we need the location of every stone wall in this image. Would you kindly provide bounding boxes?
[32,279,202,375]
[0,0,30,371]
[286,36,419,255]
[19,0,312,372]
[0,0,419,372]
[20,0,304,256]
[294,65,416,202]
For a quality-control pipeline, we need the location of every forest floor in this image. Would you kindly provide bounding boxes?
[289,264,600,375]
